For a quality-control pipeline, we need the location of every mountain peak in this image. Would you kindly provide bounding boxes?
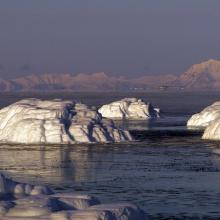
[206,58,220,63]
[184,59,220,73]
[177,59,220,90]
[188,59,219,69]
[202,59,220,67]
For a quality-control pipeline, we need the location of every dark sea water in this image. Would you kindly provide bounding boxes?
[1,91,220,219]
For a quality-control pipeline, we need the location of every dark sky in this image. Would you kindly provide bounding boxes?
[1,0,220,78]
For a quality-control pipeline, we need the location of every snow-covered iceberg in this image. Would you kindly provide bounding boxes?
[202,118,220,140]
[0,173,147,219]
[98,98,160,120]
[187,102,220,127]
[187,102,220,140]
[0,99,132,144]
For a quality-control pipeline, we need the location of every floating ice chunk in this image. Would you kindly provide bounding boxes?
[187,102,220,127]
[202,117,220,140]
[0,99,133,144]
[98,98,159,120]
[52,193,100,210]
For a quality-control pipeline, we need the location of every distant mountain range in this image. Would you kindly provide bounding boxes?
[1,59,220,91]
[175,59,220,90]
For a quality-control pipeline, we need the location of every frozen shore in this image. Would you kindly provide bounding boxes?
[0,173,146,220]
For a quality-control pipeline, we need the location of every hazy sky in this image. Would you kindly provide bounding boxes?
[1,0,220,78]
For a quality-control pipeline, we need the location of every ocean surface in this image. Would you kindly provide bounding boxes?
[1,91,220,219]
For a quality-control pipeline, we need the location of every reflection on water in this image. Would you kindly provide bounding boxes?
[0,144,107,184]
[115,116,189,131]
[2,130,220,219]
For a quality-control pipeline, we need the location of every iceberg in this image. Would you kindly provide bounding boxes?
[187,102,220,140]
[187,102,220,128]
[98,98,160,120]
[0,99,132,144]
[202,118,220,140]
